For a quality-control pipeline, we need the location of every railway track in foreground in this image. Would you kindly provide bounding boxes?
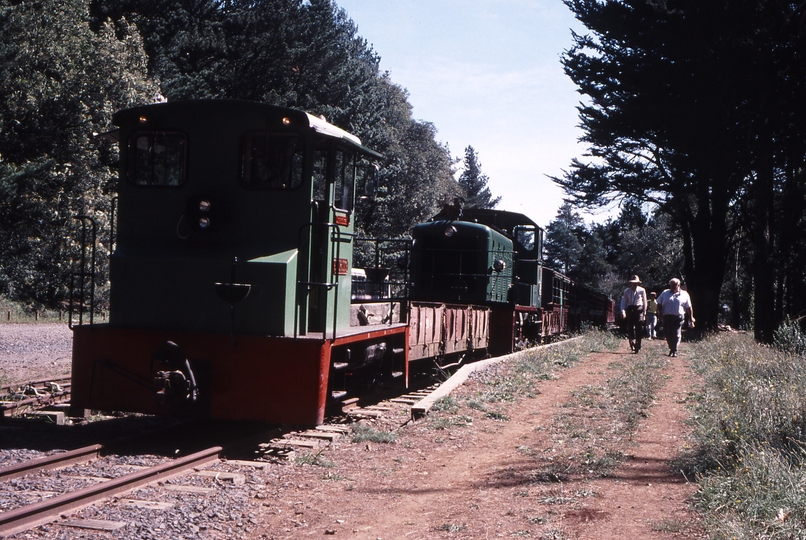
[0,383,444,538]
[0,352,509,537]
[0,445,221,538]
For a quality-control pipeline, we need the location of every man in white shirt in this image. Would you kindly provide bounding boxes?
[656,278,695,357]
[620,275,647,353]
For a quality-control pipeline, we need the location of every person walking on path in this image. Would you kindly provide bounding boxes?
[656,278,695,357]
[646,291,659,340]
[620,275,647,353]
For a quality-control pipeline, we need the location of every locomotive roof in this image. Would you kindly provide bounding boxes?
[458,208,542,234]
[111,99,382,159]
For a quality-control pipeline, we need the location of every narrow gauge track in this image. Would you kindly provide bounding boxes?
[0,361,471,537]
[0,446,221,538]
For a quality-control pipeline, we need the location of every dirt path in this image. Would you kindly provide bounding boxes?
[256,338,706,539]
[570,343,705,538]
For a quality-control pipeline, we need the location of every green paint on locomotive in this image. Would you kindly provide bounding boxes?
[410,220,514,305]
[107,100,379,338]
[410,208,547,310]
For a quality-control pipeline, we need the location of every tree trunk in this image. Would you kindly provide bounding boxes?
[753,134,776,343]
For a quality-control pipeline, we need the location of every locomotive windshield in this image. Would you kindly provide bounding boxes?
[127,131,187,187]
[515,227,536,252]
[240,133,304,190]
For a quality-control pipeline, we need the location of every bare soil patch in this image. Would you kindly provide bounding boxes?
[0,323,73,385]
[252,338,706,539]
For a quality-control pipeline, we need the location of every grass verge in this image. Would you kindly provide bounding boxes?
[686,332,806,539]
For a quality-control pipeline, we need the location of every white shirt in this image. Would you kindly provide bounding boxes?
[621,286,647,314]
[657,289,692,317]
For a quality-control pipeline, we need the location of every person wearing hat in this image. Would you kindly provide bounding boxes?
[646,291,659,340]
[620,275,647,353]
[656,278,695,357]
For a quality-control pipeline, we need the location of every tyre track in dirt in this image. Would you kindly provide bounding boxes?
[562,342,707,538]
[314,339,705,539]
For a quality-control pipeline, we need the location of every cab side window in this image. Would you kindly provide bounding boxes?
[312,150,328,201]
[240,133,304,190]
[333,150,355,212]
[127,131,187,187]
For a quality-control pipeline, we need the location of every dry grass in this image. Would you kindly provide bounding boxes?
[686,332,806,539]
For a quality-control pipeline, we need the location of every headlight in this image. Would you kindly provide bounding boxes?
[444,225,458,237]
[493,259,506,272]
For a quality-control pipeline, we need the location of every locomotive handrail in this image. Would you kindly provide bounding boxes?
[352,236,412,309]
[68,216,97,328]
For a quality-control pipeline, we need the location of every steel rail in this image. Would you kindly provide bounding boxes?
[0,445,222,538]
[1,377,71,394]
[0,390,71,417]
[0,444,102,482]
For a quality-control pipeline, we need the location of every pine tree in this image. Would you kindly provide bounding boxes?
[458,146,500,209]
[543,203,584,275]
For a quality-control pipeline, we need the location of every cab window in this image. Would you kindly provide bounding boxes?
[312,150,328,201]
[333,150,355,212]
[517,228,535,251]
[127,131,187,186]
[240,133,304,190]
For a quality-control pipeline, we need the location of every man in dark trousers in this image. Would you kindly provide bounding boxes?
[657,278,695,357]
[620,275,647,353]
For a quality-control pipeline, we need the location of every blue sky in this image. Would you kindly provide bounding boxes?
[335,0,604,227]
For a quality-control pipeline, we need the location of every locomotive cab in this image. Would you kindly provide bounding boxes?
[71,100,407,425]
[107,101,380,338]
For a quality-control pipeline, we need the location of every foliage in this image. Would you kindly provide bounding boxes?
[1,0,464,307]
[687,332,806,538]
[543,200,682,298]
[94,0,463,239]
[772,318,806,356]
[350,422,397,444]
[0,0,158,309]
[457,145,500,209]
[543,202,584,275]
[557,0,806,336]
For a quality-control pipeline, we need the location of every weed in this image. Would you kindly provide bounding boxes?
[687,332,806,539]
[486,410,510,421]
[436,523,466,533]
[649,518,685,532]
[295,451,335,468]
[432,396,460,413]
[350,423,397,444]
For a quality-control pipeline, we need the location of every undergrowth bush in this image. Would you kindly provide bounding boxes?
[773,318,806,356]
